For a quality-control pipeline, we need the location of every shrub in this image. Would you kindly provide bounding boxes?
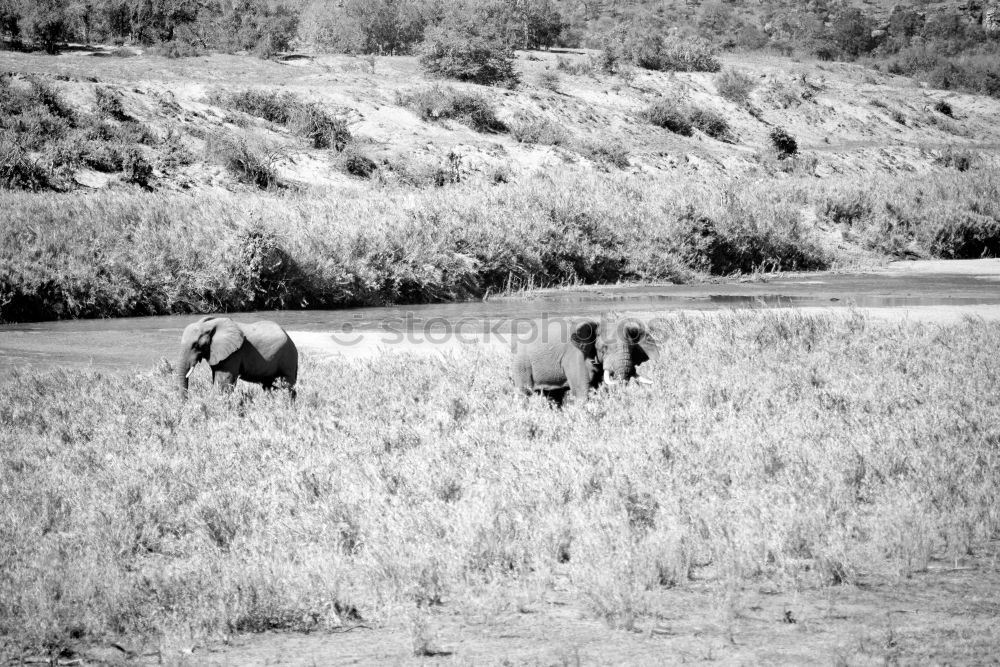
[418,25,518,87]
[761,80,804,109]
[81,141,124,172]
[714,68,757,105]
[769,128,797,157]
[121,146,152,187]
[537,71,561,92]
[684,206,830,274]
[287,103,351,150]
[643,101,692,136]
[688,107,730,140]
[509,114,569,145]
[94,86,129,121]
[208,89,296,125]
[0,134,49,190]
[933,99,953,116]
[629,34,720,73]
[148,39,202,58]
[206,134,281,188]
[397,86,506,133]
[577,139,629,169]
[934,145,975,172]
[555,55,593,76]
[340,147,378,178]
[209,89,351,150]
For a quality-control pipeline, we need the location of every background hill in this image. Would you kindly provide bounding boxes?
[2,46,997,193]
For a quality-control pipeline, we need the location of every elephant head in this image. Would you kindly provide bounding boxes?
[511,315,660,403]
[177,316,245,392]
[593,316,660,387]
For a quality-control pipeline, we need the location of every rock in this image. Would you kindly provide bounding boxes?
[984,2,1000,32]
[871,29,888,39]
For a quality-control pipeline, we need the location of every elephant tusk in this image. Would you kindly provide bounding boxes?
[636,376,654,386]
[603,369,620,386]
[185,367,195,379]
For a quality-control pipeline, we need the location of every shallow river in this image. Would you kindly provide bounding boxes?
[1,259,998,372]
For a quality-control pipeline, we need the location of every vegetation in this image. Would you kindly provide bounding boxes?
[4,170,1000,323]
[417,6,520,87]
[508,113,569,146]
[1,312,997,656]
[2,0,999,103]
[207,89,351,150]
[714,68,757,105]
[769,127,798,158]
[643,100,730,140]
[397,86,507,133]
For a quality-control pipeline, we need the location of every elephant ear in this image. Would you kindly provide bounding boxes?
[207,318,245,366]
[570,320,599,357]
[624,320,660,365]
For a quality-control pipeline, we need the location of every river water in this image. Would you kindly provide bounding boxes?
[1,260,998,372]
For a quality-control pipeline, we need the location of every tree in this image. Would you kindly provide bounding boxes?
[418,6,518,87]
[23,0,73,53]
[0,0,20,41]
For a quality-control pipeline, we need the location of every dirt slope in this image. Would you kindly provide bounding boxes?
[2,46,998,193]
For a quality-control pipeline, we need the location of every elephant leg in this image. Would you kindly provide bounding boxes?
[564,359,594,402]
[213,369,238,392]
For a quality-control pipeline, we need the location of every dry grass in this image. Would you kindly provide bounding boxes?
[4,169,1000,322]
[0,312,997,657]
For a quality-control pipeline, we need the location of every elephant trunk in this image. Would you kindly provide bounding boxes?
[177,354,196,394]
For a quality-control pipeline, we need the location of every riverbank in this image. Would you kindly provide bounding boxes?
[2,170,999,324]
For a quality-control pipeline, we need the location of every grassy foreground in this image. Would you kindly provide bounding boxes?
[1,312,998,657]
[3,169,1000,322]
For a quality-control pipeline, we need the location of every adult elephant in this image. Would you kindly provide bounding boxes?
[177,316,298,398]
[511,317,659,403]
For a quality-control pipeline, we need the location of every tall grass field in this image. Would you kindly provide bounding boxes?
[1,312,997,658]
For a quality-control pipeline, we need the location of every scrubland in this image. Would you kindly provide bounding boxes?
[1,312,998,661]
[2,168,999,322]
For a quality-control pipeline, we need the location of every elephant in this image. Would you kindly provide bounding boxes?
[511,316,659,403]
[177,316,298,398]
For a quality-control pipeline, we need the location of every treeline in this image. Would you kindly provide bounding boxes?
[1,1,999,95]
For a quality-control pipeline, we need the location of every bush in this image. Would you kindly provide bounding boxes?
[934,145,975,172]
[629,34,720,73]
[577,139,629,169]
[509,114,569,145]
[555,55,594,76]
[340,146,378,178]
[537,71,561,92]
[643,100,693,136]
[933,99,953,117]
[209,89,351,149]
[81,141,124,172]
[121,147,152,187]
[418,25,518,87]
[397,86,506,133]
[206,134,280,188]
[94,86,129,121]
[287,103,351,150]
[769,128,798,158]
[208,89,296,125]
[0,134,49,190]
[714,68,757,105]
[688,107,730,140]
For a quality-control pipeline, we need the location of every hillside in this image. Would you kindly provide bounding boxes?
[1,46,998,192]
